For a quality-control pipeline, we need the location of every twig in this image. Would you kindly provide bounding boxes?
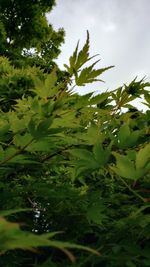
[0,138,34,165]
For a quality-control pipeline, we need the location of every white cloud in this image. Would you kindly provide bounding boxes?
[102,22,117,33]
[48,0,150,97]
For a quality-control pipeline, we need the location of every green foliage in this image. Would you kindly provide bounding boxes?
[0,28,150,267]
[0,0,64,69]
[64,31,113,86]
[0,57,43,111]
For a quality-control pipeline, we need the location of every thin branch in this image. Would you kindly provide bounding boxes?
[0,138,34,165]
[40,144,74,163]
[118,176,145,203]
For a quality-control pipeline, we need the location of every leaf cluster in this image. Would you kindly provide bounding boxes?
[0,34,150,267]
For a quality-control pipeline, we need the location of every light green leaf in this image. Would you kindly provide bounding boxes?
[89,92,110,105]
[13,133,33,148]
[112,152,137,180]
[65,41,79,74]
[33,68,57,98]
[9,112,25,132]
[75,65,113,86]
[128,130,141,146]
[45,68,57,92]
[69,148,94,161]
[26,139,52,152]
[118,124,130,146]
[74,31,90,70]
[64,31,91,74]
[144,91,150,104]
[136,143,150,169]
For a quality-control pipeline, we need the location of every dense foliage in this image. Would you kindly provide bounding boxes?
[0,0,64,69]
[0,34,150,266]
[0,2,150,267]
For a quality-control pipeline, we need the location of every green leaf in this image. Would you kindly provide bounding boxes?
[9,112,26,132]
[136,143,150,169]
[144,91,150,104]
[93,142,110,166]
[26,139,52,152]
[112,152,137,180]
[86,202,107,225]
[13,133,33,148]
[0,217,99,256]
[89,92,110,105]
[64,31,91,74]
[69,148,94,161]
[118,124,130,146]
[129,130,141,147]
[64,41,79,74]
[0,209,31,217]
[74,31,90,70]
[0,145,5,161]
[33,68,57,98]
[0,120,9,136]
[126,260,138,267]
[45,68,57,92]
[69,148,100,176]
[28,118,53,139]
[28,118,38,138]
[36,118,53,136]
[77,125,104,145]
[75,65,113,86]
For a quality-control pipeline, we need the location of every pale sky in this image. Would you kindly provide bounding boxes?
[48,0,150,96]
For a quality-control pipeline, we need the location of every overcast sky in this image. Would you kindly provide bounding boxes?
[48,0,150,95]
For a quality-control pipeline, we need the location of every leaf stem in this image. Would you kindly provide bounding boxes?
[119,176,145,202]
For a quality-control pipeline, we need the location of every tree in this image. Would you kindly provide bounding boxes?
[0,0,67,112]
[0,0,64,68]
